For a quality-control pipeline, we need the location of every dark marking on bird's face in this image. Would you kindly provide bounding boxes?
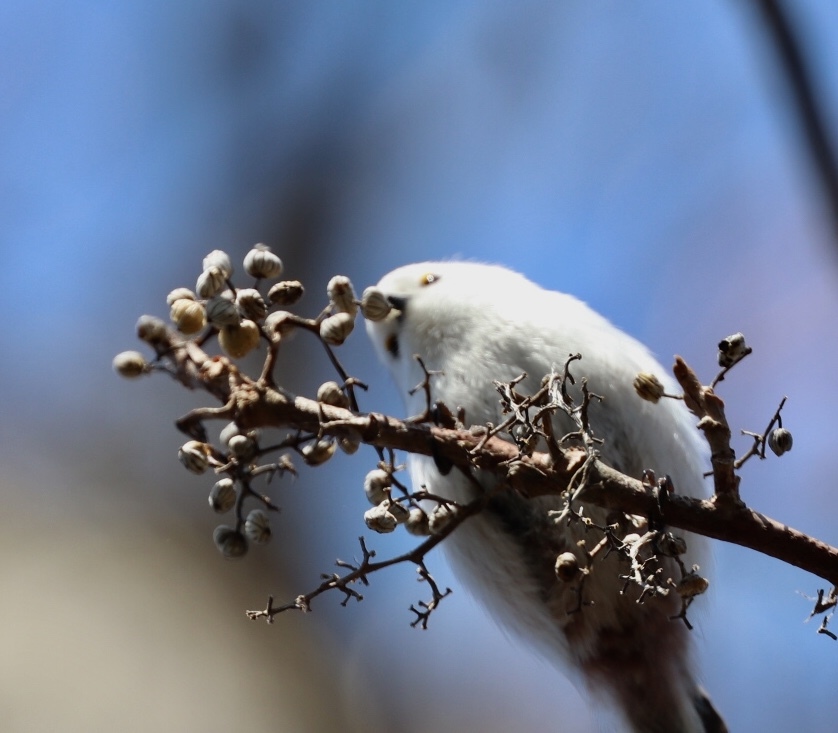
[385,332,399,359]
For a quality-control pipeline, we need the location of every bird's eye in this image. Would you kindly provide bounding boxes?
[420,272,440,286]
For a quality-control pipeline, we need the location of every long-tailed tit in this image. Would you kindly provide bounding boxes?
[366,262,726,733]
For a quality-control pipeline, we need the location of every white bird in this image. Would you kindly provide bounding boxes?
[366,261,726,733]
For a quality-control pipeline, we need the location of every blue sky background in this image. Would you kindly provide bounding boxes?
[2,2,838,731]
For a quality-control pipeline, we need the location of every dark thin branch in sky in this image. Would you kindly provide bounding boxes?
[754,0,838,250]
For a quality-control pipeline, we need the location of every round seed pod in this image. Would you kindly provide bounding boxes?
[405,507,431,536]
[136,315,169,345]
[319,312,354,345]
[113,350,147,378]
[236,288,268,322]
[316,381,349,408]
[244,509,272,544]
[166,287,197,306]
[244,244,283,279]
[208,478,237,513]
[170,298,207,335]
[364,503,397,534]
[178,440,211,474]
[360,287,392,322]
[554,552,580,582]
[213,525,248,559]
[363,469,391,505]
[301,439,336,466]
[203,250,234,279]
[717,332,750,368]
[268,280,304,306]
[633,372,665,403]
[196,265,227,298]
[327,275,357,316]
[218,319,260,358]
[205,295,241,327]
[768,427,793,456]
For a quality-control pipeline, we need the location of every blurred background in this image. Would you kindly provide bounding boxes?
[2,1,838,731]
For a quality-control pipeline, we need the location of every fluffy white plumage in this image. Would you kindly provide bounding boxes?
[366,262,726,733]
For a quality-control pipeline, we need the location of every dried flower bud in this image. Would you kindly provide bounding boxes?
[236,288,268,322]
[658,532,687,556]
[209,478,237,513]
[363,469,391,505]
[327,275,357,316]
[170,298,207,335]
[218,319,260,358]
[178,440,212,474]
[219,421,241,446]
[263,310,296,342]
[196,265,227,298]
[676,572,709,598]
[319,312,354,345]
[387,500,409,524]
[360,287,392,322]
[428,504,458,535]
[338,433,361,455]
[213,525,248,559]
[301,439,336,466]
[166,287,196,306]
[268,280,304,306]
[633,372,665,403]
[717,332,751,368]
[244,244,283,279]
[205,295,241,327]
[316,381,349,408]
[405,507,431,536]
[364,503,398,534]
[227,433,256,460]
[113,350,147,378]
[203,249,234,279]
[768,427,793,456]
[136,315,169,345]
[244,509,271,544]
[555,552,580,582]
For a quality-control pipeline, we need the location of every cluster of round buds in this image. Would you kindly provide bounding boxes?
[768,427,793,456]
[717,332,751,368]
[633,372,665,403]
[161,247,290,359]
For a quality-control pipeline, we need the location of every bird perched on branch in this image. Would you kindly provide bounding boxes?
[366,261,726,733]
